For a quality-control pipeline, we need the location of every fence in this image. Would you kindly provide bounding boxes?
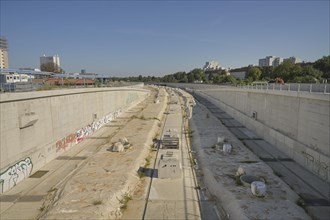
[235,83,330,94]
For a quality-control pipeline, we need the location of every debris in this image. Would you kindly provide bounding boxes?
[223,143,232,154]
[251,181,267,197]
[112,142,124,152]
[119,137,131,149]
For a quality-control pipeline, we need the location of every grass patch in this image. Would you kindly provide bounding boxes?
[296,197,307,211]
[47,187,57,193]
[119,193,132,210]
[38,205,45,212]
[144,156,151,167]
[137,170,145,178]
[36,84,58,91]
[92,200,103,205]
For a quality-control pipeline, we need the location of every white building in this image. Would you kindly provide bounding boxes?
[0,37,9,69]
[40,54,61,72]
[259,56,283,67]
[259,56,301,67]
[203,60,221,71]
[0,73,30,83]
[230,71,247,80]
[284,56,301,64]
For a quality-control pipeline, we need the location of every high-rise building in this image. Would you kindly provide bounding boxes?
[203,60,221,71]
[40,54,61,72]
[284,56,301,64]
[259,56,283,67]
[0,37,9,69]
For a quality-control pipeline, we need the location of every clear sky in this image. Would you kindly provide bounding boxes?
[1,0,329,76]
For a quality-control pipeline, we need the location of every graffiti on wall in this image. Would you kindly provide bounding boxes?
[56,109,121,152]
[56,133,76,152]
[0,157,33,193]
[302,151,329,181]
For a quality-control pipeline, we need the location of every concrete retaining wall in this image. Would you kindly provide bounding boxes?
[0,86,149,193]
[195,88,330,182]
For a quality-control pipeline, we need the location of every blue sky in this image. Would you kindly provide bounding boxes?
[1,0,329,76]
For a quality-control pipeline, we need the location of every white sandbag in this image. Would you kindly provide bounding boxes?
[251,181,267,197]
[223,143,232,154]
[112,142,124,152]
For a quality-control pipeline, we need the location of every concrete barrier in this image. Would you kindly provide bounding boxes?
[0,86,149,193]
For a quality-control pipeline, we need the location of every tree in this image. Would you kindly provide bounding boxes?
[260,66,275,80]
[213,74,237,84]
[247,67,262,81]
[300,65,322,80]
[189,68,206,82]
[273,60,301,82]
[314,56,330,79]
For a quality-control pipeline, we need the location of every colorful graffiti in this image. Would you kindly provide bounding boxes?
[56,133,76,152]
[55,109,122,152]
[302,151,329,181]
[0,157,33,193]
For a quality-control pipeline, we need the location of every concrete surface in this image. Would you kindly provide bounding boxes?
[163,83,330,183]
[189,100,312,220]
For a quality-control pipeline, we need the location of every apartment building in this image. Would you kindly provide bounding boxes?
[0,37,9,69]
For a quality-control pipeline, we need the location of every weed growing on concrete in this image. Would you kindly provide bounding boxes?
[296,197,307,211]
[47,187,57,193]
[137,170,145,178]
[194,186,201,190]
[92,200,103,205]
[144,156,151,167]
[39,205,45,212]
[120,193,132,210]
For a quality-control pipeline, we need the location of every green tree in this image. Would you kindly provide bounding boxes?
[261,66,274,80]
[247,67,262,81]
[213,75,237,84]
[314,56,330,79]
[300,65,322,80]
[273,60,301,82]
[189,68,206,82]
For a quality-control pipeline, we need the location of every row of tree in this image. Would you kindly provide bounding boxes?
[246,56,329,83]
[113,56,329,85]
